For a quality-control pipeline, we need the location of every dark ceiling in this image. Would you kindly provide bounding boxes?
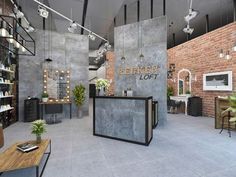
[14,0,235,66]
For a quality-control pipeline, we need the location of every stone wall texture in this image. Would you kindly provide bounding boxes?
[19,30,89,121]
[168,22,236,117]
[114,17,167,126]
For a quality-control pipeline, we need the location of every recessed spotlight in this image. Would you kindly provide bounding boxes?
[88,32,96,41]
[38,5,49,18]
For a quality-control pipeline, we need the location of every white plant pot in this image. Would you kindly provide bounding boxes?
[42,98,48,102]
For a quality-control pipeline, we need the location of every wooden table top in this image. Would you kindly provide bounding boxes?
[0,139,50,172]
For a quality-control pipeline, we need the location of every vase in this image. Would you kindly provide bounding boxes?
[42,98,48,102]
[36,135,41,144]
[78,108,83,118]
[98,87,105,96]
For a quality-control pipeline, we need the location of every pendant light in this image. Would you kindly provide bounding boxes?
[0,20,9,37]
[233,43,236,52]
[219,49,224,58]
[21,40,26,53]
[121,26,126,64]
[14,34,21,48]
[225,50,231,60]
[139,22,144,61]
[7,28,14,44]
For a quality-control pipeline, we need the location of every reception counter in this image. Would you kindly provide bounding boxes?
[93,96,153,146]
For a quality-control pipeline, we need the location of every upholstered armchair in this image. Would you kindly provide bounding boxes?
[220,96,236,137]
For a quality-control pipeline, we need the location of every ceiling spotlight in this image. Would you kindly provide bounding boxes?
[26,26,35,33]
[14,7,24,18]
[68,21,77,33]
[184,9,199,22]
[88,32,96,41]
[38,5,49,18]
[183,24,194,35]
[104,42,112,50]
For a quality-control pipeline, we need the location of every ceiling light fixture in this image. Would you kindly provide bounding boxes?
[33,0,109,44]
[68,21,77,33]
[38,5,49,18]
[88,32,96,41]
[14,7,24,19]
[184,0,199,22]
[183,24,194,35]
[184,9,199,22]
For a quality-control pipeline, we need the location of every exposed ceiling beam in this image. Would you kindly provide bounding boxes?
[81,0,88,34]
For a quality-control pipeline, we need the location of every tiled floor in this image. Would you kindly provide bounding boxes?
[1,105,236,177]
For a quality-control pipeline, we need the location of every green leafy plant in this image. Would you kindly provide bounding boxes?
[31,120,46,137]
[95,78,110,90]
[72,84,86,107]
[185,90,191,94]
[42,93,48,98]
[167,86,174,97]
[222,94,236,124]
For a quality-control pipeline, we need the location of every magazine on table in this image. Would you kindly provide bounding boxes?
[17,143,38,153]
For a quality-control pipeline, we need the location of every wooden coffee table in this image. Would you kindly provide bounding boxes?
[0,139,51,177]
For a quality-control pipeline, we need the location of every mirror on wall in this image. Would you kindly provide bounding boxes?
[177,69,191,96]
[43,69,71,102]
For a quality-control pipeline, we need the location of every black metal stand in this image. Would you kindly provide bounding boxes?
[36,140,51,177]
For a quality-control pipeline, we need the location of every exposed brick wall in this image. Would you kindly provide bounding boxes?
[168,22,236,117]
[105,51,115,95]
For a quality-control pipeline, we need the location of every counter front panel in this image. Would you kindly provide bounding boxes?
[93,96,153,145]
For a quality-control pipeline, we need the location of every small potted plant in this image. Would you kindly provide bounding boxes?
[31,120,46,144]
[42,93,48,102]
[185,90,191,97]
[95,78,110,96]
[72,84,86,118]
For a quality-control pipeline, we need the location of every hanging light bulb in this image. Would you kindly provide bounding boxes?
[219,49,224,58]
[21,40,26,53]
[14,34,21,48]
[7,28,14,44]
[121,56,126,64]
[139,53,144,61]
[225,51,231,60]
[233,42,236,52]
[0,20,9,37]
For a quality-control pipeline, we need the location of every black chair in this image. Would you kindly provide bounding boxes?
[45,104,63,124]
[167,97,182,114]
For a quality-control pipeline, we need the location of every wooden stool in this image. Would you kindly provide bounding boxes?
[0,124,4,148]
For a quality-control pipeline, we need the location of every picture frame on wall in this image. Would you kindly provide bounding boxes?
[203,71,232,91]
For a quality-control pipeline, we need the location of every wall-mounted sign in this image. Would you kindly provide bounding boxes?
[119,65,160,80]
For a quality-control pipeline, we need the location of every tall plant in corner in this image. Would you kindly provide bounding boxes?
[72,84,86,118]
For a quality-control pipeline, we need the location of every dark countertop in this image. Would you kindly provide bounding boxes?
[93,95,153,100]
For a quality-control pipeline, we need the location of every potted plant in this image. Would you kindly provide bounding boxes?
[42,93,48,102]
[185,90,191,97]
[95,78,110,96]
[167,86,174,98]
[31,120,46,144]
[72,84,86,118]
